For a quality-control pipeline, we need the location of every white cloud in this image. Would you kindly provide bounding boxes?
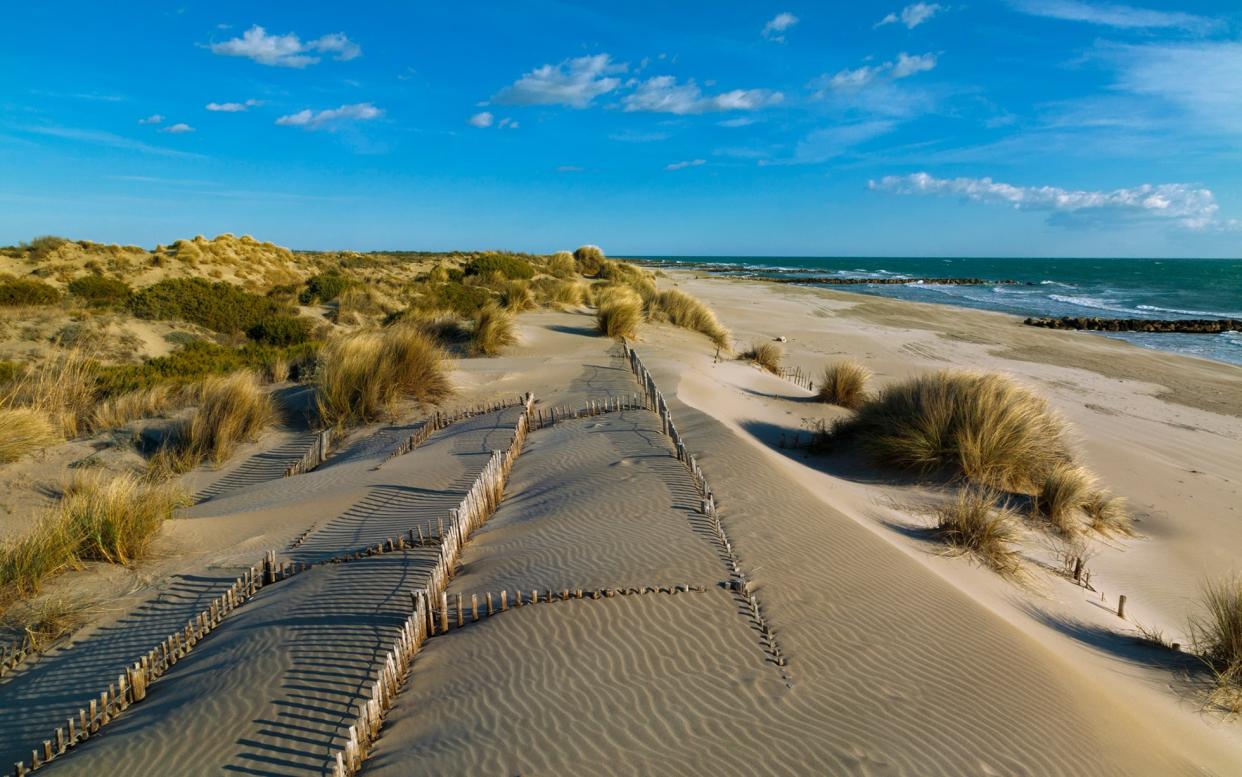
[1010,0,1217,31]
[210,25,362,68]
[206,98,261,112]
[625,76,783,114]
[762,12,799,41]
[161,123,194,134]
[275,102,382,130]
[494,54,624,108]
[813,52,937,94]
[719,117,759,127]
[468,111,494,128]
[665,159,706,171]
[878,3,945,29]
[870,172,1225,228]
[138,114,164,125]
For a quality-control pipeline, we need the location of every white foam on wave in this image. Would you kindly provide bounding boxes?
[1047,294,1138,315]
[1136,304,1242,319]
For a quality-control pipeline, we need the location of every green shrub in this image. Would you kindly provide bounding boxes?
[67,275,131,307]
[299,271,353,304]
[247,315,312,346]
[95,340,319,396]
[0,275,61,306]
[463,253,535,280]
[19,236,69,261]
[130,277,290,334]
[415,282,494,316]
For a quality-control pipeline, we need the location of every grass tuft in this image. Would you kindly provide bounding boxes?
[1192,575,1242,715]
[315,327,451,426]
[1033,462,1095,535]
[817,360,871,409]
[650,290,730,350]
[0,407,59,462]
[182,371,276,465]
[596,291,643,340]
[742,342,783,374]
[934,487,1023,575]
[836,370,1073,492]
[470,303,517,356]
[574,245,606,276]
[1083,489,1132,535]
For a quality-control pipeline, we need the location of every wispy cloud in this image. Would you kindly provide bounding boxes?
[18,125,204,158]
[494,54,625,108]
[206,99,261,112]
[665,159,706,171]
[556,165,584,173]
[871,172,1229,229]
[468,111,494,128]
[1009,0,1218,32]
[1100,41,1242,136]
[138,114,164,125]
[877,3,944,29]
[719,117,759,128]
[811,52,937,95]
[210,25,362,68]
[161,123,194,134]
[792,121,897,163]
[624,77,783,114]
[275,103,382,130]
[608,130,672,143]
[762,12,799,42]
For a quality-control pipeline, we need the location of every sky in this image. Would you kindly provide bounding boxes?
[1,1,1240,257]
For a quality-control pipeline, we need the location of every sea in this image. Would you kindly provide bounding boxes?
[627,257,1242,367]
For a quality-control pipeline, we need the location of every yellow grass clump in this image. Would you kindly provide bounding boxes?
[2,349,97,438]
[547,251,577,278]
[182,371,276,465]
[0,407,58,462]
[0,472,186,597]
[552,279,586,307]
[742,342,783,374]
[1192,575,1242,714]
[596,289,643,340]
[1083,489,1131,535]
[838,370,1073,492]
[316,327,450,426]
[650,289,730,350]
[88,383,191,432]
[500,280,536,313]
[934,487,1022,575]
[470,303,517,356]
[1033,463,1095,535]
[817,360,871,409]
[573,245,606,276]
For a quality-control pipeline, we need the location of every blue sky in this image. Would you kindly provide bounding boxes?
[1,1,1240,257]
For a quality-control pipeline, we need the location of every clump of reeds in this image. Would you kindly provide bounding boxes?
[0,407,58,462]
[315,327,450,426]
[182,371,276,465]
[837,370,1073,492]
[1,349,97,438]
[934,487,1022,575]
[0,472,187,597]
[1032,462,1095,535]
[742,342,783,374]
[649,289,730,350]
[1192,575,1242,714]
[547,251,576,278]
[551,279,586,307]
[470,303,517,356]
[817,361,871,409]
[59,470,188,565]
[1083,489,1131,535]
[574,245,605,276]
[596,289,643,340]
[500,281,536,313]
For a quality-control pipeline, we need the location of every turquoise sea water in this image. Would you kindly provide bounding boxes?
[631,257,1242,366]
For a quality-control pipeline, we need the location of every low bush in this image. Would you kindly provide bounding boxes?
[415,282,494,316]
[650,289,730,349]
[299,271,353,304]
[315,327,451,426]
[0,407,58,462]
[130,277,290,334]
[0,274,61,306]
[547,251,576,279]
[742,342,783,374]
[934,487,1022,575]
[19,236,70,260]
[95,341,319,396]
[464,253,535,281]
[470,304,517,356]
[67,275,131,307]
[817,360,871,409]
[574,245,606,276]
[835,370,1073,492]
[247,315,312,346]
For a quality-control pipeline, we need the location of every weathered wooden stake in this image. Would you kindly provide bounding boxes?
[1117,595,1127,619]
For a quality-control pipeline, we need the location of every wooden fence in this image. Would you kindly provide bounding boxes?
[283,429,333,477]
[776,364,815,393]
[375,395,530,470]
[8,395,535,777]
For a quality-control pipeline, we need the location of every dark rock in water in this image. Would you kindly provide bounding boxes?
[1024,316,1242,334]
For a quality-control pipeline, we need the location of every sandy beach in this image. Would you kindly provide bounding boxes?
[4,272,1241,775]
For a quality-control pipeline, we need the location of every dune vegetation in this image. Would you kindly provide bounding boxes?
[1192,575,1242,714]
[1033,463,1096,535]
[817,360,871,409]
[470,303,517,356]
[597,289,643,340]
[933,487,1022,575]
[742,341,783,374]
[0,407,58,463]
[0,472,186,598]
[649,289,730,350]
[315,327,451,426]
[573,245,606,276]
